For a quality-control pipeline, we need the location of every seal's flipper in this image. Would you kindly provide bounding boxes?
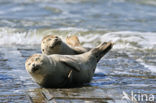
[91,42,113,62]
[72,47,87,54]
[60,57,81,72]
[66,35,81,47]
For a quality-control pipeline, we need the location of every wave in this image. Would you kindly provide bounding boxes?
[0,28,41,46]
[79,31,156,50]
[0,28,156,51]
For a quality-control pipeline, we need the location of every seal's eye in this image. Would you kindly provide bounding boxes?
[55,36,58,39]
[35,58,40,61]
[47,38,51,41]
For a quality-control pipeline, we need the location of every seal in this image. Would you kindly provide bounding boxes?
[25,42,113,88]
[41,35,89,55]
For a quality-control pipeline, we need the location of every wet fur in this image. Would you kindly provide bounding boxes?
[41,35,89,55]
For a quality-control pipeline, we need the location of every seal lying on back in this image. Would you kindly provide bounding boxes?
[25,42,113,88]
[41,35,89,55]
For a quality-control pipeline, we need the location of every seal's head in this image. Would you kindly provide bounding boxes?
[41,35,62,55]
[25,54,72,88]
[25,54,50,74]
[25,54,51,84]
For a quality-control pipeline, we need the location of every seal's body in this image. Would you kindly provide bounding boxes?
[41,35,89,55]
[25,42,113,88]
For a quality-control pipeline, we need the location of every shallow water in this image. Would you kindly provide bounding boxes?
[0,0,156,102]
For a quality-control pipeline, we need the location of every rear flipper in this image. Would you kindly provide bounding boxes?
[66,35,81,47]
[91,42,113,62]
[66,35,91,54]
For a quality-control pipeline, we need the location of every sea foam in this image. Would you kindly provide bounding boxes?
[0,28,156,51]
[0,28,41,46]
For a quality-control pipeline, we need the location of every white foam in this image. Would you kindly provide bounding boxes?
[58,27,88,31]
[79,31,156,50]
[1,28,155,50]
[0,28,155,50]
[0,28,42,46]
[146,65,156,73]
[139,61,156,73]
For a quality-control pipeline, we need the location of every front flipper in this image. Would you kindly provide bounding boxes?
[60,56,81,72]
[73,47,87,54]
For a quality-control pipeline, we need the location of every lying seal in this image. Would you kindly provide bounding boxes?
[41,35,89,55]
[25,42,113,88]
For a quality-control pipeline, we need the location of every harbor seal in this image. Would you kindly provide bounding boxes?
[25,42,113,88]
[41,35,89,55]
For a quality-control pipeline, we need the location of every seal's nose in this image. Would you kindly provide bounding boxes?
[54,37,58,41]
[32,64,40,73]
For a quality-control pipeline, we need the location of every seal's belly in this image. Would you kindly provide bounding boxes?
[35,71,71,88]
[72,68,94,83]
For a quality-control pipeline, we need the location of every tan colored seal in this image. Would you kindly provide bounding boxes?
[41,35,88,55]
[25,42,113,88]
